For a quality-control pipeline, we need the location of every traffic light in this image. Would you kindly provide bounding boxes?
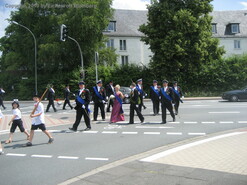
[60,24,68,41]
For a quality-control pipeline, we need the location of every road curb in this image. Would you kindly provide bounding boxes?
[58,126,247,185]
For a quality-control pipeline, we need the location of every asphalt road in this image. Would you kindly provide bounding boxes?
[0,99,246,185]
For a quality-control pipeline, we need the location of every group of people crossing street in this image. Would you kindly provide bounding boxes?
[68,79,184,131]
[0,79,183,154]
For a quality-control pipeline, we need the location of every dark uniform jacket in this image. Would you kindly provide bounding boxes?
[0,90,4,100]
[160,87,175,104]
[172,86,183,100]
[106,84,115,97]
[47,88,55,100]
[75,89,90,110]
[92,86,106,103]
[130,88,139,105]
[64,88,71,100]
[150,86,160,101]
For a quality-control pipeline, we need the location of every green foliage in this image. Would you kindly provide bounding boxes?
[139,0,225,81]
[0,0,113,99]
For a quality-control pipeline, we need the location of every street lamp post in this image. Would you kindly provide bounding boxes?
[68,36,84,79]
[13,21,38,95]
[95,52,99,83]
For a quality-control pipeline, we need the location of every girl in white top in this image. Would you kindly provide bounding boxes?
[0,109,4,154]
[5,101,30,144]
[26,94,54,146]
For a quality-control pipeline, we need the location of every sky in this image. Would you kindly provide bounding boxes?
[0,0,247,39]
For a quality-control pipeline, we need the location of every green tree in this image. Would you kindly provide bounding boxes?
[0,0,113,99]
[139,0,225,82]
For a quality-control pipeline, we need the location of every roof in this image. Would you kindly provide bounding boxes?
[211,10,247,38]
[104,9,247,38]
[103,9,148,37]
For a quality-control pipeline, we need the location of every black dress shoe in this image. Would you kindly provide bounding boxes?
[84,128,91,131]
[70,107,73,110]
[161,121,167,124]
[173,118,176,122]
[141,119,145,123]
[69,128,77,132]
[128,122,134,124]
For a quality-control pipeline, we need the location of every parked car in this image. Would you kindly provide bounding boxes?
[120,86,131,104]
[222,86,247,102]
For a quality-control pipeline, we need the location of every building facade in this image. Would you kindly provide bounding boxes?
[104,9,247,66]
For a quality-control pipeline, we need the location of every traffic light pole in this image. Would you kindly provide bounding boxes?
[68,36,84,79]
[13,21,38,95]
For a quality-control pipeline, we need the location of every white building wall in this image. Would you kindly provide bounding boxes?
[109,36,152,66]
[218,37,247,58]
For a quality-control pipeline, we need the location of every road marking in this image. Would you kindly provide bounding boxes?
[83,131,98,134]
[136,126,174,129]
[208,112,240,114]
[166,132,182,135]
[85,157,109,161]
[0,130,8,133]
[58,156,79,160]
[184,122,198,124]
[144,132,160,135]
[6,153,26,157]
[238,121,247,124]
[140,132,245,162]
[170,122,180,124]
[122,132,138,135]
[31,155,53,158]
[188,133,206,136]
[202,122,215,124]
[220,121,234,124]
[102,131,118,134]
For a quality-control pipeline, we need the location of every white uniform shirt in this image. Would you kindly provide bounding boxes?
[110,85,114,92]
[164,87,168,92]
[13,108,21,120]
[97,86,100,92]
[174,86,178,91]
[0,109,3,119]
[32,102,45,125]
[154,85,158,90]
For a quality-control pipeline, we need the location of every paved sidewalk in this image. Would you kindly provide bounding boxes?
[62,129,247,185]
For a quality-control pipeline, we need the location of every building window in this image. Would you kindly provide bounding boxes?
[231,24,240,34]
[121,56,128,65]
[120,40,127,51]
[234,40,241,49]
[106,21,116,32]
[212,24,217,33]
[106,39,114,49]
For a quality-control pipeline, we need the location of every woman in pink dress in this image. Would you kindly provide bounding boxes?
[110,85,125,123]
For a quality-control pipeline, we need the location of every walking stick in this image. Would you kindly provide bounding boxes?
[30,85,50,116]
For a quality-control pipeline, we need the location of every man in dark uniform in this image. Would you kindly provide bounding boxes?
[92,80,106,121]
[69,81,91,131]
[150,80,160,116]
[129,82,144,124]
[160,80,175,124]
[172,81,184,115]
[63,85,73,110]
[106,80,115,112]
[46,85,57,112]
[136,79,146,112]
[0,87,6,109]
